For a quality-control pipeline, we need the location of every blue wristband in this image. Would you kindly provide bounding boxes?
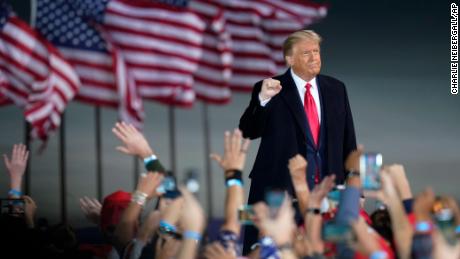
[259,236,279,259]
[415,221,432,233]
[184,231,202,241]
[455,225,460,235]
[8,189,22,197]
[143,154,157,165]
[370,251,387,259]
[226,179,243,188]
[159,220,177,232]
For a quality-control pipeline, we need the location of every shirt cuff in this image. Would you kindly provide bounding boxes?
[258,93,271,107]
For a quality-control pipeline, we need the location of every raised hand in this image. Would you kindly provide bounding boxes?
[309,175,336,207]
[288,154,309,215]
[253,197,296,247]
[260,78,282,101]
[3,144,29,190]
[288,154,308,191]
[382,164,412,200]
[413,187,435,221]
[178,186,205,233]
[112,122,154,158]
[23,195,37,228]
[79,196,102,225]
[350,218,381,256]
[444,196,460,225]
[210,129,250,172]
[136,172,164,199]
[159,196,184,229]
[344,144,363,172]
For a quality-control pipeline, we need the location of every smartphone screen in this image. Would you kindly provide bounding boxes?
[157,175,181,199]
[360,153,383,190]
[238,205,254,225]
[265,190,284,208]
[322,222,352,243]
[433,207,457,245]
[328,185,345,203]
[265,189,284,218]
[1,199,25,217]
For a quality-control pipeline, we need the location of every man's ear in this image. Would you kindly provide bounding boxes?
[285,55,293,66]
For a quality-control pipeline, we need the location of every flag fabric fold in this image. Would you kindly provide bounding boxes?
[0,3,79,140]
[34,0,144,128]
[2,0,329,137]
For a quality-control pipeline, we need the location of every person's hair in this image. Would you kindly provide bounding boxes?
[283,30,322,59]
[370,208,397,254]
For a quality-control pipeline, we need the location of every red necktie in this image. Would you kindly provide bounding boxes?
[304,83,320,146]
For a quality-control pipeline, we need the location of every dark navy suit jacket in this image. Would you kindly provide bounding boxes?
[239,69,357,253]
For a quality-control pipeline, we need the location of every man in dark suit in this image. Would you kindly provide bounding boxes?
[239,30,357,253]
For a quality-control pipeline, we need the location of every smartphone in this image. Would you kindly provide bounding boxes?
[327,185,345,203]
[1,198,25,217]
[265,189,284,218]
[238,205,254,225]
[265,190,284,208]
[156,175,181,199]
[322,222,352,243]
[360,153,383,190]
[432,201,457,245]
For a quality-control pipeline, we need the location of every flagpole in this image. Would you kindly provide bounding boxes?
[24,120,31,196]
[95,107,103,201]
[59,112,68,223]
[202,103,213,218]
[169,105,177,176]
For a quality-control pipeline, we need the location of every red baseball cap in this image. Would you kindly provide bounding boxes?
[99,190,132,232]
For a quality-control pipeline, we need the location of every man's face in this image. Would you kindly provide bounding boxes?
[286,39,321,81]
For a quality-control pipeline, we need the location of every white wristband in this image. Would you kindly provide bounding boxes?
[132,190,148,206]
[143,154,157,165]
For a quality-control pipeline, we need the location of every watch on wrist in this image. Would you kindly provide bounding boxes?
[347,170,360,178]
[306,207,321,215]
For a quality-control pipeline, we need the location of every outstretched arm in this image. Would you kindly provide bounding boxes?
[176,187,206,259]
[112,122,155,159]
[288,154,310,215]
[114,172,163,247]
[3,143,29,197]
[239,79,281,139]
[210,129,250,236]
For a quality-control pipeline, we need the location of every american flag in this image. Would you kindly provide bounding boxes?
[34,0,144,128]
[154,0,233,104]
[189,1,232,104]
[68,0,207,107]
[0,3,79,140]
[189,0,327,92]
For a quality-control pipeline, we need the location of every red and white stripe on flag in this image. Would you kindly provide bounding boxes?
[0,16,79,140]
[255,0,328,72]
[189,0,327,92]
[103,0,206,107]
[212,0,277,92]
[189,0,232,104]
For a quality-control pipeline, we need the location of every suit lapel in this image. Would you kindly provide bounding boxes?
[317,74,332,142]
[316,76,325,150]
[279,69,312,145]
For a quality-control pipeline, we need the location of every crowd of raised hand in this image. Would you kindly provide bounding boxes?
[2,122,460,259]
